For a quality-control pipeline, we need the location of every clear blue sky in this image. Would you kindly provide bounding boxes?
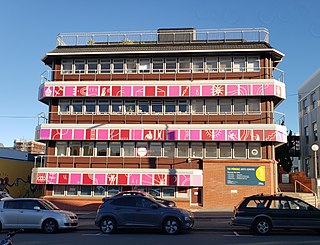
[0,0,319,146]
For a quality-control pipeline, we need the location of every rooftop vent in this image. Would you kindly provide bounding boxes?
[157,28,196,43]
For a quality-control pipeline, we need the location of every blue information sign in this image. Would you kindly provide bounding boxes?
[225,166,265,186]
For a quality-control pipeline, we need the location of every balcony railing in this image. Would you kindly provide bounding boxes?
[40,67,284,84]
[56,28,269,46]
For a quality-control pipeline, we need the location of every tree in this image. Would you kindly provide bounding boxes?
[275,130,294,172]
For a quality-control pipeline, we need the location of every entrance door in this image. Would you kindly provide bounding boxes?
[190,187,202,206]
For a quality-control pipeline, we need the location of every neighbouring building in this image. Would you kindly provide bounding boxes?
[14,139,46,155]
[33,28,286,210]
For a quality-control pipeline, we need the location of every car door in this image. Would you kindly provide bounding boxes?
[267,199,294,228]
[0,200,21,229]
[133,197,162,227]
[110,197,138,226]
[17,200,45,228]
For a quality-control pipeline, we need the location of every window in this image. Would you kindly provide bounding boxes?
[66,185,79,196]
[138,101,149,114]
[93,186,106,196]
[305,126,309,144]
[152,101,162,114]
[126,59,137,73]
[96,142,107,156]
[205,142,217,158]
[100,59,111,73]
[61,60,73,74]
[205,99,217,114]
[113,59,124,73]
[179,58,191,73]
[233,142,247,158]
[177,187,189,198]
[72,100,83,114]
[247,99,260,113]
[124,100,136,114]
[85,100,96,114]
[148,187,161,197]
[74,59,85,74]
[177,142,189,157]
[302,98,308,114]
[111,100,122,114]
[69,142,81,156]
[248,142,261,158]
[80,186,92,196]
[162,187,175,197]
[178,100,189,114]
[164,142,175,158]
[219,57,231,72]
[59,100,70,114]
[107,186,121,197]
[87,59,98,74]
[139,59,151,73]
[98,100,109,114]
[312,92,317,110]
[233,57,245,72]
[191,142,203,157]
[193,58,204,72]
[3,200,21,209]
[53,185,65,196]
[247,56,260,72]
[219,99,232,114]
[206,57,218,72]
[110,142,121,156]
[56,142,67,156]
[149,142,162,156]
[165,58,176,73]
[233,99,246,114]
[136,142,148,157]
[153,58,164,73]
[191,99,204,114]
[123,142,135,156]
[219,142,232,158]
[83,142,94,156]
[165,101,176,114]
[313,122,318,141]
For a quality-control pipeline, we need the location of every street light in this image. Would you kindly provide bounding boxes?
[312,144,319,198]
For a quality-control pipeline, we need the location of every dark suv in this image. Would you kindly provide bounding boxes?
[95,195,193,234]
[230,194,320,235]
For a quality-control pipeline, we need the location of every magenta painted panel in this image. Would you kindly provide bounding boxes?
[264,84,274,95]
[227,130,239,141]
[168,130,178,140]
[212,85,225,96]
[122,86,132,96]
[133,86,144,96]
[74,129,84,140]
[44,86,53,97]
[179,174,190,186]
[180,130,190,140]
[47,173,57,184]
[276,131,285,142]
[40,129,51,140]
[88,86,99,96]
[70,173,81,184]
[64,86,75,96]
[169,86,180,96]
[226,85,238,96]
[265,130,276,141]
[202,85,212,96]
[129,174,141,185]
[190,130,200,140]
[213,130,225,141]
[142,174,153,185]
[61,129,72,140]
[97,129,108,140]
[240,130,252,141]
[192,175,202,186]
[239,85,251,95]
[191,86,201,96]
[51,129,61,140]
[131,129,142,140]
[252,84,264,95]
[94,174,106,185]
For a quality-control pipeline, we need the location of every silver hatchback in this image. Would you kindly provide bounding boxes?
[0,198,78,233]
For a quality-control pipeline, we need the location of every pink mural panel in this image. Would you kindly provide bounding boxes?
[142,174,153,185]
[169,86,180,96]
[252,130,263,141]
[58,173,69,184]
[97,129,108,140]
[264,84,274,95]
[75,86,87,96]
[131,130,142,140]
[181,86,189,96]
[212,85,225,96]
[192,175,202,186]
[252,84,264,95]
[179,174,190,186]
[129,174,141,185]
[239,85,251,95]
[227,130,239,141]
[154,174,166,185]
[191,86,201,96]
[112,86,122,97]
[107,174,118,185]
[100,86,110,96]
[120,130,130,140]
[83,174,94,185]
[180,130,190,140]
[86,129,96,140]
[74,129,84,140]
[88,86,99,96]
[44,86,53,97]
[36,173,47,184]
[47,173,57,184]
[145,86,156,96]
[202,85,212,96]
[61,129,72,140]
[51,129,61,140]
[226,85,238,95]
[122,86,132,96]
[133,86,144,96]
[94,174,106,185]
[191,130,200,140]
[167,175,178,186]
[265,130,277,141]
[110,129,120,140]
[117,174,128,185]
[167,130,178,140]
[202,130,213,140]
[40,129,51,140]
[276,131,285,142]
[213,130,225,141]
[70,173,81,184]
[157,86,167,96]
[54,86,64,96]
[64,86,75,96]
[275,85,282,97]
[240,130,252,141]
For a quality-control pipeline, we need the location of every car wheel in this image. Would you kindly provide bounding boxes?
[253,218,272,235]
[42,219,58,234]
[99,217,117,234]
[162,217,181,235]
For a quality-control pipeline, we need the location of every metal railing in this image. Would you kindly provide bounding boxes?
[37,110,285,126]
[56,28,269,46]
[40,67,284,84]
[294,179,318,206]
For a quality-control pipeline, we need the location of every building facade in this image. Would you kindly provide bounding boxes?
[32,28,286,210]
[14,139,46,155]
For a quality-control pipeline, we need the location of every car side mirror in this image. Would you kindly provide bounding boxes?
[150,204,158,209]
[34,206,41,211]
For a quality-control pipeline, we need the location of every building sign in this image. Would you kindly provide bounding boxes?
[225,166,265,186]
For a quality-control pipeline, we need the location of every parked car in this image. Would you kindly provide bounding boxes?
[103,190,176,207]
[230,194,320,235]
[0,198,78,233]
[95,195,193,234]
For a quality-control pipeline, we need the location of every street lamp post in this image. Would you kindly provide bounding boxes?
[312,144,319,199]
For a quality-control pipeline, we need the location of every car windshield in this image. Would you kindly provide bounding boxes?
[39,200,60,210]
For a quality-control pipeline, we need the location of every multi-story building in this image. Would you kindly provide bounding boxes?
[32,28,286,209]
[298,69,320,185]
[14,139,46,155]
